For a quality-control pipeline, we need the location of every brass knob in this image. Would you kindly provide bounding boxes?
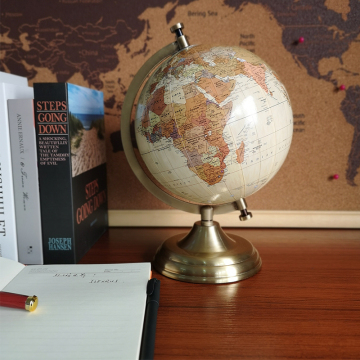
[170,23,189,49]
[170,23,184,35]
[239,210,253,222]
[236,198,253,221]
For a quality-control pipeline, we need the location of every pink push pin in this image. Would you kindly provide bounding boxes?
[333,174,339,180]
[298,37,304,43]
[339,84,346,91]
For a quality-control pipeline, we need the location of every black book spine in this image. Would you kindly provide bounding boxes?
[34,83,75,264]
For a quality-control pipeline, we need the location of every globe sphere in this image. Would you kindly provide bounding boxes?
[135,44,293,206]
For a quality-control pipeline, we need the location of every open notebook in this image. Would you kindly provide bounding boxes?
[0,257,151,360]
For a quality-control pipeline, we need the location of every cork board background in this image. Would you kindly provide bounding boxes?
[1,0,359,211]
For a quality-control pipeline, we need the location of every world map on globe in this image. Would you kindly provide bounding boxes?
[135,45,293,205]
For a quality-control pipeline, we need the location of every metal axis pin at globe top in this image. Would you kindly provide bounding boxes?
[121,23,293,283]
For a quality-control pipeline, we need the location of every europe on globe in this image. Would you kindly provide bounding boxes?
[135,44,293,206]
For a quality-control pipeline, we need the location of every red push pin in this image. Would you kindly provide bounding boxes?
[298,37,304,43]
[333,174,339,180]
[339,84,346,91]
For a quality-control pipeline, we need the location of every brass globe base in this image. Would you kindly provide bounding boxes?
[153,221,262,284]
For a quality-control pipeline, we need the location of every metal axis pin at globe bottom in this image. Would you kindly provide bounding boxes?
[121,23,293,284]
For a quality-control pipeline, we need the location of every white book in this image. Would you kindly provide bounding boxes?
[0,83,33,261]
[0,72,28,87]
[8,99,43,264]
[0,257,151,360]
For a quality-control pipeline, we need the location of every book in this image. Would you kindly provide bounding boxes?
[0,82,33,261]
[0,257,151,360]
[33,83,108,264]
[0,72,28,87]
[8,99,43,265]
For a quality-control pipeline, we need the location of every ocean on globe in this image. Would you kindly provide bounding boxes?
[135,44,293,206]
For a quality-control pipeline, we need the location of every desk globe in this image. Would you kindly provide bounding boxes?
[121,24,293,283]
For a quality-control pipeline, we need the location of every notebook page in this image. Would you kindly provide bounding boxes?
[0,262,151,360]
[0,257,25,290]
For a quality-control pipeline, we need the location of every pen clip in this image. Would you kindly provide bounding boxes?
[146,278,158,296]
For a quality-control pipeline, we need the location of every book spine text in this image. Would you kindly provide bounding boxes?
[8,99,44,264]
[0,83,33,260]
[34,83,75,264]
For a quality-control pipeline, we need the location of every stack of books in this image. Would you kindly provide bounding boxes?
[0,72,108,264]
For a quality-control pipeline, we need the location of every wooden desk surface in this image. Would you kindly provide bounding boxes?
[80,227,360,359]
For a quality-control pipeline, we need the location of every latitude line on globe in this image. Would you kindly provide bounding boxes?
[227,99,288,125]
[143,137,291,199]
[139,122,292,158]
[142,141,290,204]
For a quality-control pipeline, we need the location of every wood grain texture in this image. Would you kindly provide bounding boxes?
[80,228,360,359]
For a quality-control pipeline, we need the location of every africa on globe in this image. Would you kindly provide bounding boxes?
[135,44,293,206]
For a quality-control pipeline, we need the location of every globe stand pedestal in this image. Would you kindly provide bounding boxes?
[153,207,262,284]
